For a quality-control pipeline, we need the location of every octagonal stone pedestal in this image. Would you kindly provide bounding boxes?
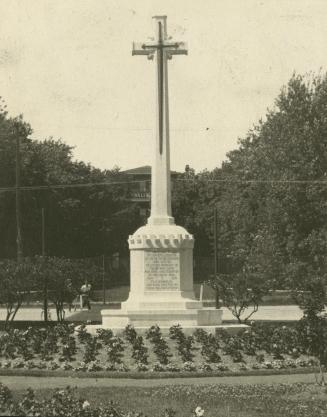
[100,224,223,331]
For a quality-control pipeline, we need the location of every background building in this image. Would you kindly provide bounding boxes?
[121,165,179,223]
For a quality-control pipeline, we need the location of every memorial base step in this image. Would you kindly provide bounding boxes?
[101,307,223,328]
[85,323,248,336]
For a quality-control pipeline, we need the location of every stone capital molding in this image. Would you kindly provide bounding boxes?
[128,232,194,250]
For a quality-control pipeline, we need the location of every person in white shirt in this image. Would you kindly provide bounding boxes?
[80,281,92,310]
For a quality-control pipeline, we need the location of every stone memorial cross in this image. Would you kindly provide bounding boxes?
[100,16,224,329]
[132,16,187,226]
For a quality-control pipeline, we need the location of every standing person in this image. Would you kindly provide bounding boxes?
[80,280,92,310]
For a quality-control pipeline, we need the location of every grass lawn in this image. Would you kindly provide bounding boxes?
[9,380,327,417]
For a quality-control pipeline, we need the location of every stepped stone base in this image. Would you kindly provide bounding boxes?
[101,307,223,328]
[86,322,248,336]
[94,223,243,336]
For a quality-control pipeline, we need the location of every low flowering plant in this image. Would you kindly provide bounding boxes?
[60,361,73,371]
[263,361,274,369]
[181,361,196,372]
[103,363,117,371]
[199,362,213,372]
[152,362,166,372]
[283,359,297,368]
[82,400,90,409]
[215,364,229,372]
[194,406,205,417]
[239,363,249,371]
[74,361,88,372]
[295,358,316,367]
[115,363,129,372]
[35,361,47,369]
[166,363,181,372]
[24,360,37,370]
[136,362,149,372]
[11,358,25,368]
[0,383,12,411]
[46,361,60,371]
[86,360,103,372]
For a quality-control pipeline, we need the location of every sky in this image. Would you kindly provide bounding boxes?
[0,0,327,172]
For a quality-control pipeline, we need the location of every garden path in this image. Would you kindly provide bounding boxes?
[0,373,316,390]
[0,305,307,322]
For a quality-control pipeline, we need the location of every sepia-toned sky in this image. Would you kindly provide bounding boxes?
[0,0,327,172]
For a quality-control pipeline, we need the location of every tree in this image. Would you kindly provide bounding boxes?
[298,311,327,385]
[34,256,101,321]
[0,258,36,329]
[208,268,268,323]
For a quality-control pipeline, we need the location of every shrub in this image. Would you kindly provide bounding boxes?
[169,325,194,362]
[131,335,149,365]
[153,337,171,365]
[169,325,184,341]
[193,328,208,344]
[96,328,114,345]
[200,334,221,363]
[240,328,258,355]
[75,324,92,344]
[0,333,16,359]
[145,325,162,343]
[40,334,59,361]
[82,335,102,363]
[146,325,171,365]
[222,335,244,362]
[59,335,76,362]
[106,336,125,365]
[123,324,138,344]
[268,326,300,359]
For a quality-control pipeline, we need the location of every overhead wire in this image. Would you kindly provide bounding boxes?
[0,177,326,194]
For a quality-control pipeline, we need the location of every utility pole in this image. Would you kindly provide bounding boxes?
[214,206,220,309]
[15,131,23,262]
[42,207,48,322]
[102,254,106,305]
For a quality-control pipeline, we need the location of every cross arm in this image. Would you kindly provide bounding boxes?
[168,42,188,55]
[132,42,155,56]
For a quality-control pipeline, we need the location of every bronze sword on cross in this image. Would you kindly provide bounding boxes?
[132,17,187,155]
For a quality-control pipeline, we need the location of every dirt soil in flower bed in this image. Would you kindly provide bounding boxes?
[7,381,327,417]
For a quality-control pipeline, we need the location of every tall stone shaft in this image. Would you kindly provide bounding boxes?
[132,15,187,225]
[149,16,173,225]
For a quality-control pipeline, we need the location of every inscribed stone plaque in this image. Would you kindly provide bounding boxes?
[144,251,180,290]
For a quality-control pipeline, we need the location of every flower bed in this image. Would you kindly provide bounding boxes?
[0,323,318,376]
[1,381,327,417]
